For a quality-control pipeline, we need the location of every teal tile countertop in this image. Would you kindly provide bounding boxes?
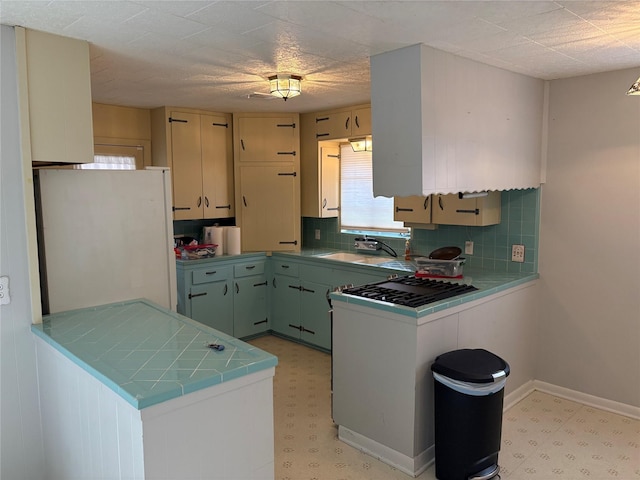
[31,299,278,409]
[273,249,539,319]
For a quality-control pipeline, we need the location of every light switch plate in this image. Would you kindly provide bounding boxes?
[464,241,474,255]
[0,276,10,305]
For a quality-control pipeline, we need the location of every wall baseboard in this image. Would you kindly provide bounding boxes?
[504,380,640,420]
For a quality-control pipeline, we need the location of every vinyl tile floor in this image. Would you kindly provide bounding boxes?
[249,335,640,480]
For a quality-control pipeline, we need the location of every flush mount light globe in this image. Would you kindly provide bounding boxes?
[269,74,302,101]
[627,76,640,95]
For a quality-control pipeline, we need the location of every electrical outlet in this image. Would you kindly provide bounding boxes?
[464,241,474,255]
[511,244,525,263]
[315,229,321,240]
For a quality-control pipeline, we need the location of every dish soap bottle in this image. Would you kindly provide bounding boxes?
[404,239,411,260]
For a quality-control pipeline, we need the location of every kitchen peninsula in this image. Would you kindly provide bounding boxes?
[330,265,538,477]
[31,299,277,480]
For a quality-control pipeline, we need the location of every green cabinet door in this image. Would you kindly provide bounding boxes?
[189,280,233,336]
[233,276,268,338]
[271,273,302,339]
[300,280,333,350]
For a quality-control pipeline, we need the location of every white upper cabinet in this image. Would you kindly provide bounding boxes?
[371,44,545,197]
[16,27,94,164]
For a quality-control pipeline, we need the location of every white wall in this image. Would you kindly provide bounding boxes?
[0,25,46,480]
[539,67,640,407]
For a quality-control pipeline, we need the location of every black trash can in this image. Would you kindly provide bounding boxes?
[431,348,510,480]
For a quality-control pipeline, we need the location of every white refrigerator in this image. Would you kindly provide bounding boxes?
[35,167,177,314]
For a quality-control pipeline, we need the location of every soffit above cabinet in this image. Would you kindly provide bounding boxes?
[371,44,545,197]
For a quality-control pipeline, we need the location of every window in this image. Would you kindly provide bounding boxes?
[340,144,408,235]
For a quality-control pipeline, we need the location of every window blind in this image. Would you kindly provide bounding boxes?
[340,145,407,233]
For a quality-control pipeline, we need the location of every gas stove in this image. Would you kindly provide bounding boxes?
[341,275,478,308]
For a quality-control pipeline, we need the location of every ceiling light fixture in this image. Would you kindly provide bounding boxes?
[349,136,373,152]
[268,74,302,101]
[626,76,640,95]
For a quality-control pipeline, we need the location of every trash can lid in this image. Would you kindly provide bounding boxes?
[431,348,510,383]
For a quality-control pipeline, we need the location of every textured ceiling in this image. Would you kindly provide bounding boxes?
[1,1,639,113]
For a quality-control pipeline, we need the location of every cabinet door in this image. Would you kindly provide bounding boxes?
[394,195,432,224]
[315,111,351,140]
[432,192,501,226]
[22,29,94,164]
[233,276,268,338]
[300,281,332,350]
[352,106,372,136]
[320,146,340,218]
[239,165,298,251]
[170,111,203,220]
[237,117,297,162]
[271,274,302,338]
[189,281,234,336]
[201,114,234,218]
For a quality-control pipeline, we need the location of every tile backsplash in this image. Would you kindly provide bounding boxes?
[302,188,539,274]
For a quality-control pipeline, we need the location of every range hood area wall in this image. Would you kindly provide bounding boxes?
[371,44,546,197]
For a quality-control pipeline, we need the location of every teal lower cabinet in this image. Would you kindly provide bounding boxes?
[271,273,301,337]
[176,255,268,339]
[233,275,268,338]
[298,280,332,350]
[189,278,233,336]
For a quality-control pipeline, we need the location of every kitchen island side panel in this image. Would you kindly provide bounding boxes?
[34,334,275,480]
[332,303,419,457]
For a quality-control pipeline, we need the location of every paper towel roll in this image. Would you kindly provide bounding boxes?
[212,226,226,255]
[226,227,241,255]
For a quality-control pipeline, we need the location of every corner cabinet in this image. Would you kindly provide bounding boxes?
[300,104,370,218]
[151,107,234,221]
[16,27,94,164]
[176,255,268,339]
[233,113,301,252]
[432,191,501,226]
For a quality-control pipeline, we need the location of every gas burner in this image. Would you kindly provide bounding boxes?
[341,276,477,308]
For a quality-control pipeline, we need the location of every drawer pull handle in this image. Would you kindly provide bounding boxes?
[211,122,228,128]
[216,204,231,209]
[327,206,340,211]
[456,209,480,215]
[173,206,191,211]
[281,264,289,269]
[188,292,207,299]
[169,117,188,123]
[316,117,329,123]
[276,123,296,128]
[279,240,298,245]
[245,265,256,270]
[277,171,297,176]
[253,281,268,287]
[205,271,217,275]
[254,318,268,326]
[396,207,413,212]
[316,133,330,138]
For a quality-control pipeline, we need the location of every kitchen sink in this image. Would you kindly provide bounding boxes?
[316,252,393,265]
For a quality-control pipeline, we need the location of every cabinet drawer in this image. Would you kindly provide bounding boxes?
[234,261,265,278]
[192,266,232,285]
[272,260,299,277]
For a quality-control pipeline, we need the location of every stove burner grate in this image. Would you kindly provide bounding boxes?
[342,276,478,308]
